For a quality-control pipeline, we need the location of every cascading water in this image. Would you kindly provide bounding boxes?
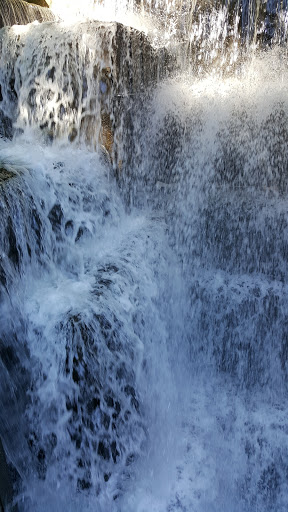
[1,1,288,511]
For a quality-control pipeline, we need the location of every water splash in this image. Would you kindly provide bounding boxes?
[1,1,288,511]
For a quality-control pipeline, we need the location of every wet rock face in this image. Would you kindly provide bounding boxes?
[0,324,31,509]
[0,186,45,286]
[0,145,155,496]
[0,19,173,168]
[0,438,13,510]
[0,176,48,498]
[0,110,13,139]
[58,312,145,491]
[0,166,148,497]
[19,260,148,494]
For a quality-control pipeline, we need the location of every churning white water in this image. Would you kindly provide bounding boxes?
[0,139,189,511]
[1,2,288,511]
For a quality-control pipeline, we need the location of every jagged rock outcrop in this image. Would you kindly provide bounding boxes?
[25,0,50,7]
[0,0,56,28]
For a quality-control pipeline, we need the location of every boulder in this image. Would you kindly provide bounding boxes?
[24,0,49,7]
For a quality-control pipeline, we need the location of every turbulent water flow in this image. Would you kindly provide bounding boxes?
[1,2,288,512]
[0,142,187,511]
[49,0,288,73]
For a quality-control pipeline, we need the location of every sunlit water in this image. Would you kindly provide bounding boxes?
[1,2,288,512]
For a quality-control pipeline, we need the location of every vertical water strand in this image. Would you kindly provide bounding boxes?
[277,0,288,43]
[252,0,262,45]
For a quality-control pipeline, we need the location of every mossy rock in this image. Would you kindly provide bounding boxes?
[24,0,50,7]
[0,167,15,185]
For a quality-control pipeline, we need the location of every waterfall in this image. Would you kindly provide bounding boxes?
[1,1,288,511]
[0,0,56,28]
